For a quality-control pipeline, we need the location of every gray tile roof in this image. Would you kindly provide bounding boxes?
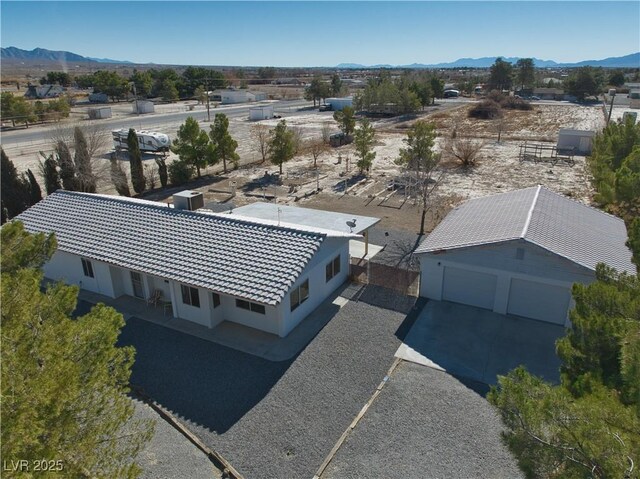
[16,191,327,305]
[416,186,635,274]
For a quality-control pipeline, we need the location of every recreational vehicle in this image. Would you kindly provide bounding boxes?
[112,129,171,153]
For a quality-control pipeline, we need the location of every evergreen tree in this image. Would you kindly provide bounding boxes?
[1,148,30,220]
[564,67,605,102]
[56,140,79,191]
[487,57,514,92]
[209,113,238,173]
[267,120,295,175]
[40,152,62,194]
[353,118,376,174]
[1,222,154,477]
[330,73,343,96]
[515,58,535,90]
[155,157,168,188]
[171,117,215,178]
[26,169,42,204]
[333,106,356,137]
[110,157,131,197]
[73,127,96,193]
[127,129,146,194]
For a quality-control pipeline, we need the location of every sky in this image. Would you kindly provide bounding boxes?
[1,1,639,67]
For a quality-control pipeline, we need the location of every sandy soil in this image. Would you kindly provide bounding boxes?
[3,101,607,233]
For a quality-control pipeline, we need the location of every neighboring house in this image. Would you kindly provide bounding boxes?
[213,89,267,104]
[24,84,65,99]
[16,191,378,338]
[415,186,635,326]
[532,87,565,100]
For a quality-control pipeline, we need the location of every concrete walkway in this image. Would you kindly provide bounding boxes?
[396,300,564,385]
[77,284,352,361]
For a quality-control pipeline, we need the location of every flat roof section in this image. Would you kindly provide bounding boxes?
[230,202,380,235]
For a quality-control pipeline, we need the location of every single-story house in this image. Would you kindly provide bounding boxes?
[415,186,635,326]
[533,88,565,101]
[24,84,65,99]
[16,191,379,338]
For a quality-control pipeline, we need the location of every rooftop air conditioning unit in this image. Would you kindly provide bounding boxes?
[173,191,204,211]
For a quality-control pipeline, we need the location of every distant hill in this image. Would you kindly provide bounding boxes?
[335,53,640,69]
[1,46,131,64]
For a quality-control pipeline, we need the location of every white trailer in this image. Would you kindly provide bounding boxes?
[112,129,170,153]
[326,97,353,111]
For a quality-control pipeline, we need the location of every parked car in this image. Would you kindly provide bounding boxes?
[319,104,332,112]
[531,96,541,101]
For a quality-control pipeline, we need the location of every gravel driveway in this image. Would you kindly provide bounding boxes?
[321,361,523,479]
[119,288,408,479]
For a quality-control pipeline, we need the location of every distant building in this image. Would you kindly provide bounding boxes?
[88,92,109,103]
[249,105,274,121]
[533,88,565,101]
[213,89,268,104]
[557,129,596,155]
[325,97,353,111]
[88,107,112,120]
[24,84,64,99]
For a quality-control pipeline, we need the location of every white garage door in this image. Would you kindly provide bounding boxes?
[507,278,570,324]
[442,266,497,310]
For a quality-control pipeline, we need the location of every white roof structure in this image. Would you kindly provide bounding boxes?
[229,202,380,235]
[415,186,635,274]
[16,192,335,305]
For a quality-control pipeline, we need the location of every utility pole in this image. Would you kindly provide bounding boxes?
[131,82,139,115]
[607,90,616,125]
[206,72,211,122]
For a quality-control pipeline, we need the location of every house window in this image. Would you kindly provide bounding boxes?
[290,279,310,311]
[181,285,200,308]
[81,258,94,278]
[212,292,221,308]
[326,255,341,282]
[236,299,266,314]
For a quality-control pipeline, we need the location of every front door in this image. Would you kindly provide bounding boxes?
[130,271,144,299]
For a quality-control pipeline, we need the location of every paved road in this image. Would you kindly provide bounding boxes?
[0,99,312,146]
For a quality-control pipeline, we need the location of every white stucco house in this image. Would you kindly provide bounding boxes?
[16,191,378,338]
[416,186,635,326]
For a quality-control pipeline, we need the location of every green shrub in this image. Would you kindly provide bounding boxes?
[168,159,193,186]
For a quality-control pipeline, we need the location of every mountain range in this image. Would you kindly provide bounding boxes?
[337,53,640,69]
[1,46,638,69]
[1,46,132,64]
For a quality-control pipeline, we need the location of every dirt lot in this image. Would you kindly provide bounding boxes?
[3,101,607,234]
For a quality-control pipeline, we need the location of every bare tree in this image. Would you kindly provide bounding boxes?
[290,126,304,156]
[305,137,329,168]
[395,121,444,235]
[49,121,110,191]
[250,124,270,163]
[444,132,485,168]
[321,122,332,144]
[493,116,510,143]
[144,163,158,190]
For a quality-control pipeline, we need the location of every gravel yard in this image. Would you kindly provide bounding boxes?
[119,292,408,479]
[321,361,523,479]
[132,399,222,479]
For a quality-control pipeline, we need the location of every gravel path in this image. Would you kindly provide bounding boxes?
[132,399,221,479]
[321,361,523,479]
[119,297,406,479]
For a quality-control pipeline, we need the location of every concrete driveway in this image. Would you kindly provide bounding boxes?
[396,300,564,385]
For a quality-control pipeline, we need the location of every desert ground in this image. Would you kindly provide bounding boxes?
[2,100,607,234]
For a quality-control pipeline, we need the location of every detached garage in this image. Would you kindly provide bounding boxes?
[416,186,635,326]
